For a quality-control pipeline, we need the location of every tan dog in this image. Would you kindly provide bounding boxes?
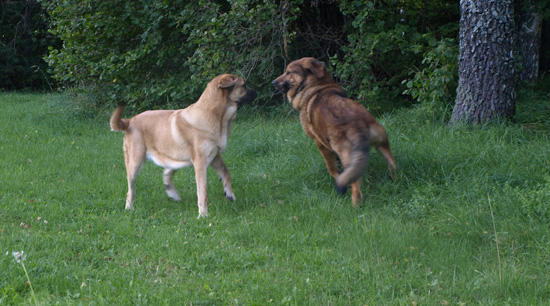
[110,74,257,217]
[273,57,396,206]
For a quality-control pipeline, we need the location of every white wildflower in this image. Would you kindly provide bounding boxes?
[12,251,26,263]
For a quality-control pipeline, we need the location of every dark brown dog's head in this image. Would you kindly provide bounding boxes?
[216,74,258,106]
[272,57,331,97]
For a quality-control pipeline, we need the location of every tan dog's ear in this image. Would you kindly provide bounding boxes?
[219,76,239,89]
[302,58,325,79]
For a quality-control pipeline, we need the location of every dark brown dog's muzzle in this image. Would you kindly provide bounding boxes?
[272,79,290,94]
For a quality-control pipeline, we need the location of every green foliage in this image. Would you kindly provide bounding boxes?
[43,0,209,109]
[184,1,294,105]
[332,0,459,113]
[42,0,292,111]
[0,0,59,90]
[402,38,458,106]
[42,0,460,112]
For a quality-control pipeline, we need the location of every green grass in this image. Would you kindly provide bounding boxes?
[1,91,550,305]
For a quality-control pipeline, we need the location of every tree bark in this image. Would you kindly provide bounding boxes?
[451,0,516,124]
[516,0,542,83]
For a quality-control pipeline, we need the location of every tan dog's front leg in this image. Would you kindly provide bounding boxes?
[125,183,136,210]
[211,155,235,201]
[194,160,209,217]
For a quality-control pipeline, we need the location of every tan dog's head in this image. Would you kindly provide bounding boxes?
[212,74,257,106]
[272,57,332,99]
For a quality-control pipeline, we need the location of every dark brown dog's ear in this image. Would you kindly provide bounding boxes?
[219,76,239,89]
[302,58,325,79]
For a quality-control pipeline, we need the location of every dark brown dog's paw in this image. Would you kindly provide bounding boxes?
[334,183,348,195]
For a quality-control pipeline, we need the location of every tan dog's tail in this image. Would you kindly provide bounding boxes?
[334,139,369,195]
[110,103,130,132]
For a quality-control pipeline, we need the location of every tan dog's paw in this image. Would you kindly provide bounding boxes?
[225,191,236,201]
[165,187,181,202]
[197,208,209,218]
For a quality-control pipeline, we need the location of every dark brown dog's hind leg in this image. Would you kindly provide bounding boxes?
[376,144,396,180]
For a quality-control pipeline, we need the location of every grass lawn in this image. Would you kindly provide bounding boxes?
[1,91,549,305]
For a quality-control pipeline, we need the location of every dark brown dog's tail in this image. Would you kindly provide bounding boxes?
[110,103,130,132]
[334,139,369,195]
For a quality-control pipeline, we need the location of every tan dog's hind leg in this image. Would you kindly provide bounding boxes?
[123,141,146,210]
[211,155,235,201]
[193,158,209,217]
[163,168,181,201]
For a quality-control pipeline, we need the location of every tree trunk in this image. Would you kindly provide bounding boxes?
[517,0,542,83]
[451,0,516,124]
[541,19,550,73]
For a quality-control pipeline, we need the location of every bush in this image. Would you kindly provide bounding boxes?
[43,0,460,112]
[42,0,293,111]
[402,38,458,106]
[332,1,459,113]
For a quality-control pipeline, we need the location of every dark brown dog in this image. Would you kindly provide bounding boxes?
[273,57,396,206]
[110,74,257,217]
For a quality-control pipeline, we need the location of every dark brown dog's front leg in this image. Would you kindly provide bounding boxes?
[316,142,340,179]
